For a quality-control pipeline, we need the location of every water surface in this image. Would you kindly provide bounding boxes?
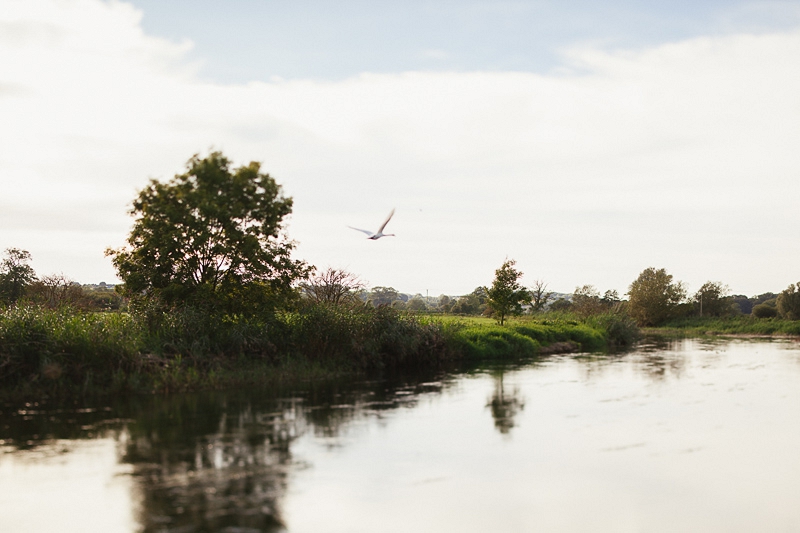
[2,337,800,532]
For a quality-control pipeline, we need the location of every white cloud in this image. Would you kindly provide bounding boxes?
[1,0,799,296]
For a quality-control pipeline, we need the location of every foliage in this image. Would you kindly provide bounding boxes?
[368,286,400,307]
[730,295,751,315]
[23,274,85,309]
[752,302,778,318]
[549,298,572,312]
[627,267,686,326]
[406,297,429,312]
[777,282,800,320]
[451,325,540,358]
[451,287,488,315]
[107,152,310,314]
[657,315,800,336]
[693,281,733,317]
[485,259,530,326]
[583,311,640,348]
[0,248,37,305]
[0,305,141,390]
[281,302,451,369]
[529,279,553,313]
[752,292,778,306]
[301,267,364,305]
[446,314,610,358]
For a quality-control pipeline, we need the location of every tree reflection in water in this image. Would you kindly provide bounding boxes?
[117,374,455,532]
[487,373,525,435]
[124,397,305,532]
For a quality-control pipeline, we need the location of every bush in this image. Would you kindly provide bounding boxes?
[752,303,778,318]
[584,311,640,348]
[0,305,140,388]
[282,302,451,369]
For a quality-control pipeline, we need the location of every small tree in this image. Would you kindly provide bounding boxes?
[627,267,686,326]
[572,285,606,317]
[302,267,364,305]
[24,274,85,309]
[529,279,553,313]
[693,281,732,317]
[0,248,37,305]
[777,282,800,320]
[485,259,530,325]
[107,152,310,313]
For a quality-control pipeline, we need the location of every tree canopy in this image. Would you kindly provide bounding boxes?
[0,248,37,305]
[108,152,310,311]
[693,281,733,317]
[777,282,800,320]
[627,267,686,326]
[485,259,530,325]
[301,268,364,305]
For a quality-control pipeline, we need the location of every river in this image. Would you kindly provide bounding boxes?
[2,337,800,532]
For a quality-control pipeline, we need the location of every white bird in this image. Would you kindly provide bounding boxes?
[348,208,396,240]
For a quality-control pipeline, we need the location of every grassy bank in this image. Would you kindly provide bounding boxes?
[0,304,638,399]
[650,316,800,337]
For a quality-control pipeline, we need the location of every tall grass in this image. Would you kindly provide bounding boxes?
[657,315,800,336]
[0,305,140,391]
[1,302,642,397]
[279,302,453,369]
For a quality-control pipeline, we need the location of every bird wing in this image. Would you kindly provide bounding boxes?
[348,226,374,236]
[376,208,395,234]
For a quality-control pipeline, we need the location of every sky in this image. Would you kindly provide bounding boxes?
[1,0,799,297]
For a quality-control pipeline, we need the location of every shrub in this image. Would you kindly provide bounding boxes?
[584,311,640,348]
[752,303,778,318]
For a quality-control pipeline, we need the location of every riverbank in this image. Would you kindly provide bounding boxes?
[647,316,800,337]
[0,304,638,400]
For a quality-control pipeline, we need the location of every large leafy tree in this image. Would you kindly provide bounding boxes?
[627,267,686,326]
[777,282,800,320]
[485,259,530,325]
[108,152,310,311]
[0,248,37,305]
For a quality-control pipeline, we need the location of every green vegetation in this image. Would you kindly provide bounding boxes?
[627,267,686,326]
[0,248,37,305]
[0,304,638,399]
[106,151,310,314]
[484,259,530,326]
[651,315,800,336]
[4,151,799,401]
[777,282,800,320]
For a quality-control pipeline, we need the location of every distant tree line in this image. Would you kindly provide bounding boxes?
[3,152,799,333]
[411,261,800,327]
[0,248,122,311]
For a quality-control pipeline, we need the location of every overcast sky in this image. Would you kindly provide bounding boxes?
[1,0,799,297]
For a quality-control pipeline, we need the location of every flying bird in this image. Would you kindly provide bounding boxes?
[349,208,396,240]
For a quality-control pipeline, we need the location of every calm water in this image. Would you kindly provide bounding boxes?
[2,337,800,532]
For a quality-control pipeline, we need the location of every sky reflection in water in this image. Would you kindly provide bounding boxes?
[2,338,800,532]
